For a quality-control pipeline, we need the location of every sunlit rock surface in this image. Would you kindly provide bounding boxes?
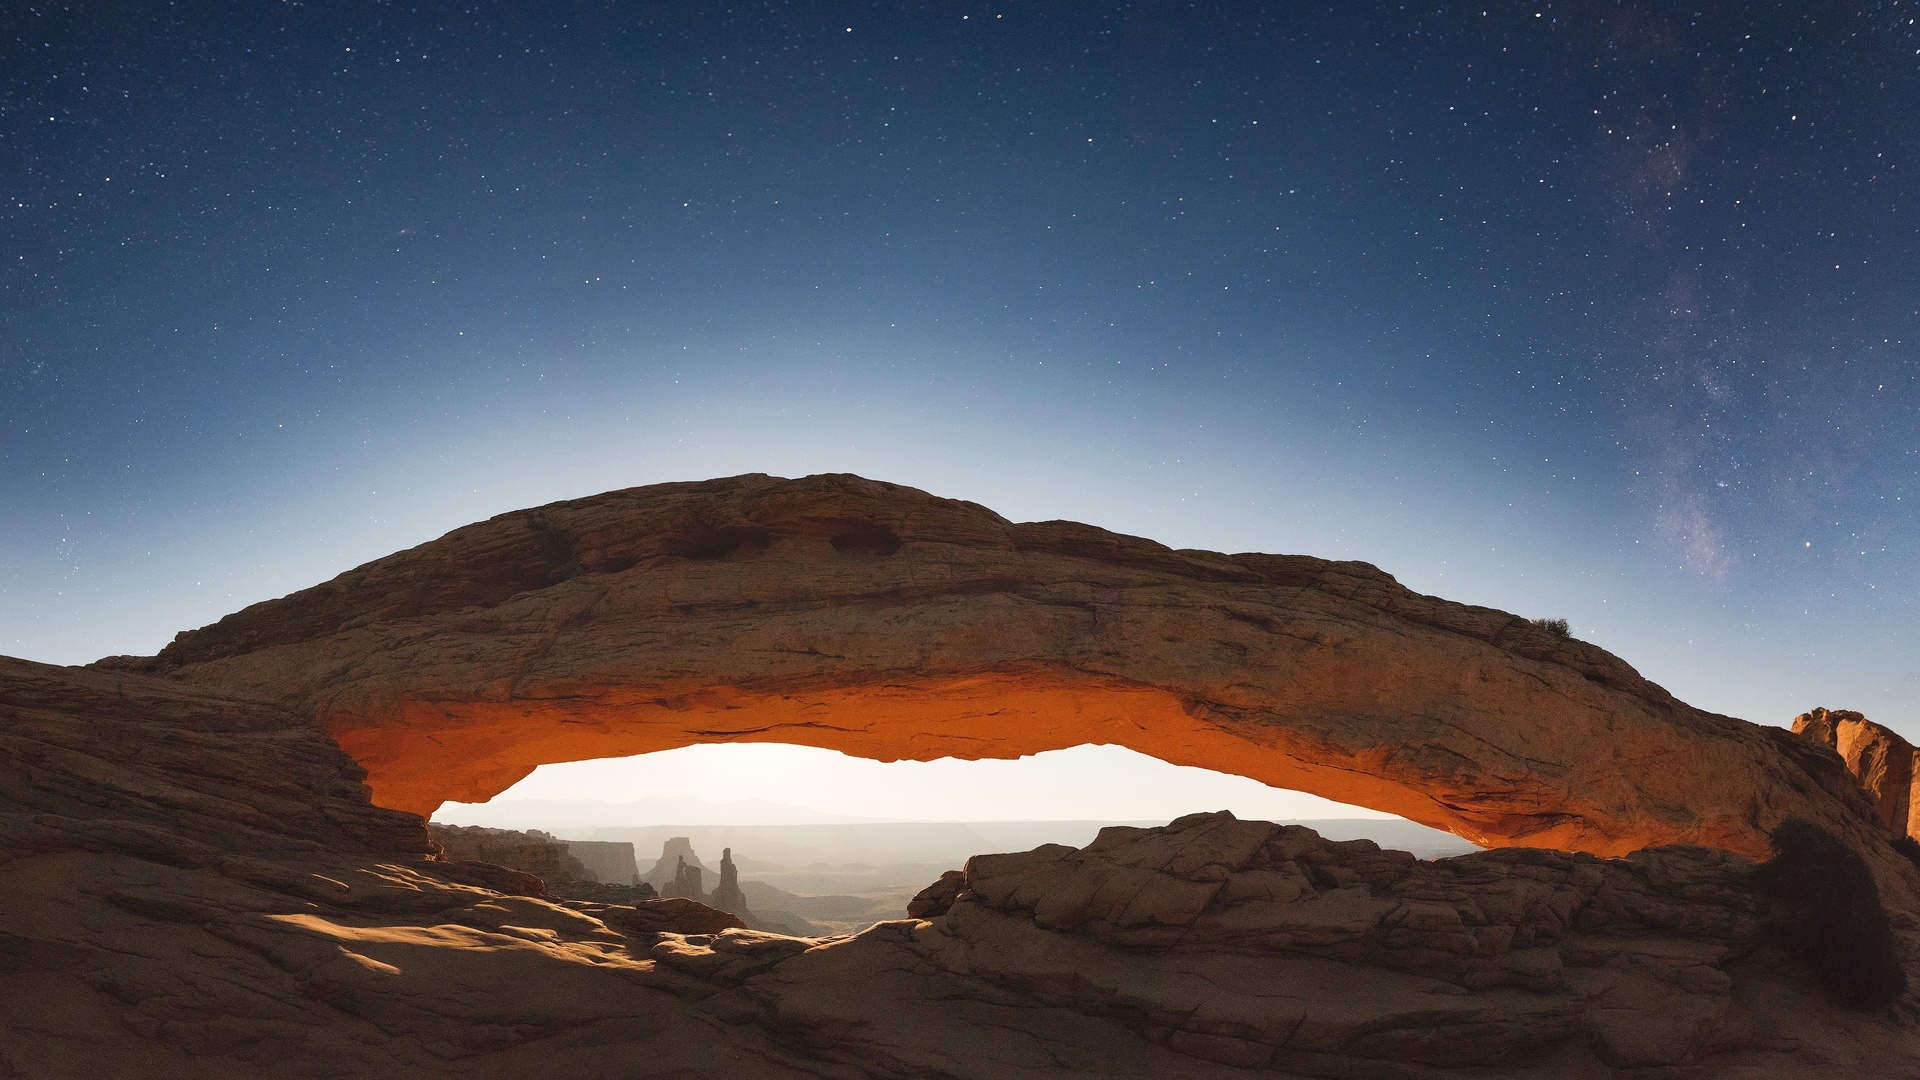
[125,473,1915,897]
[5,655,1917,1077]
[1794,707,1919,842]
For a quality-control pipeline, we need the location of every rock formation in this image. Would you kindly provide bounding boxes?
[1794,707,1919,841]
[9,473,1920,1075]
[115,474,1918,902]
[429,822,659,903]
[665,854,707,901]
[709,846,750,917]
[563,838,641,885]
[643,836,712,891]
[653,841,770,928]
[7,650,1915,1076]
[428,823,592,883]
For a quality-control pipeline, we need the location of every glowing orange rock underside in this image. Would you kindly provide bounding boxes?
[328,672,1753,860]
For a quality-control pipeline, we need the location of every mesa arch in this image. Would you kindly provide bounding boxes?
[129,473,1903,886]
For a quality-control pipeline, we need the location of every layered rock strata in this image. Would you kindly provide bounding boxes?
[112,473,1915,901]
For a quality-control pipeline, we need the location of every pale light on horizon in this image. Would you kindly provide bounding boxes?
[434,742,1399,827]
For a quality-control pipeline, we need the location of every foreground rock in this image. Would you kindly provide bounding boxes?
[6,657,1918,1078]
[112,474,1915,900]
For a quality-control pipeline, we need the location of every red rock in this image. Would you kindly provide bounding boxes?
[1793,707,1919,840]
[127,474,1915,901]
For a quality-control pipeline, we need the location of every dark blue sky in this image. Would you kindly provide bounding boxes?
[5,2,1919,735]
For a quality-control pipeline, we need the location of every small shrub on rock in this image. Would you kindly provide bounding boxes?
[1530,616,1571,638]
[1754,819,1907,1009]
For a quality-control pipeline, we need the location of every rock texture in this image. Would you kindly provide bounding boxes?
[5,656,1919,1077]
[800,812,1920,1076]
[428,823,591,883]
[1795,707,1919,841]
[115,473,1916,902]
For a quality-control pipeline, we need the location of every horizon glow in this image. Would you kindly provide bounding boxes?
[7,4,1918,780]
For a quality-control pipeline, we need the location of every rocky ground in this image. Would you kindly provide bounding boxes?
[5,655,1919,1079]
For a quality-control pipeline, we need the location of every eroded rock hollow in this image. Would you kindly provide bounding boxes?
[122,473,1912,898]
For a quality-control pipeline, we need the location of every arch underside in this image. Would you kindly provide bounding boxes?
[333,673,1560,848]
[140,474,1901,885]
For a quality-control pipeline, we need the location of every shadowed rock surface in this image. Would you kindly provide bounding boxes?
[113,473,1915,900]
[5,656,1918,1077]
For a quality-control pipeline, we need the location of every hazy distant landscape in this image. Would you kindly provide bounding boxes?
[435,799,1481,934]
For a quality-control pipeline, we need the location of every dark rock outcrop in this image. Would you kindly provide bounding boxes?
[907,869,965,919]
[695,813,1920,1076]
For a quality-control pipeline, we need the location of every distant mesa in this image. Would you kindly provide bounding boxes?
[650,837,797,934]
[565,837,642,886]
[429,823,652,901]
[430,823,596,885]
[426,824,792,930]
[642,834,712,889]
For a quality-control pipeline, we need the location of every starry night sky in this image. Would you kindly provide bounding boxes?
[6,2,1920,736]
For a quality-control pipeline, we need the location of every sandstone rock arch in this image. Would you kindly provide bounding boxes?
[133,474,1904,891]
